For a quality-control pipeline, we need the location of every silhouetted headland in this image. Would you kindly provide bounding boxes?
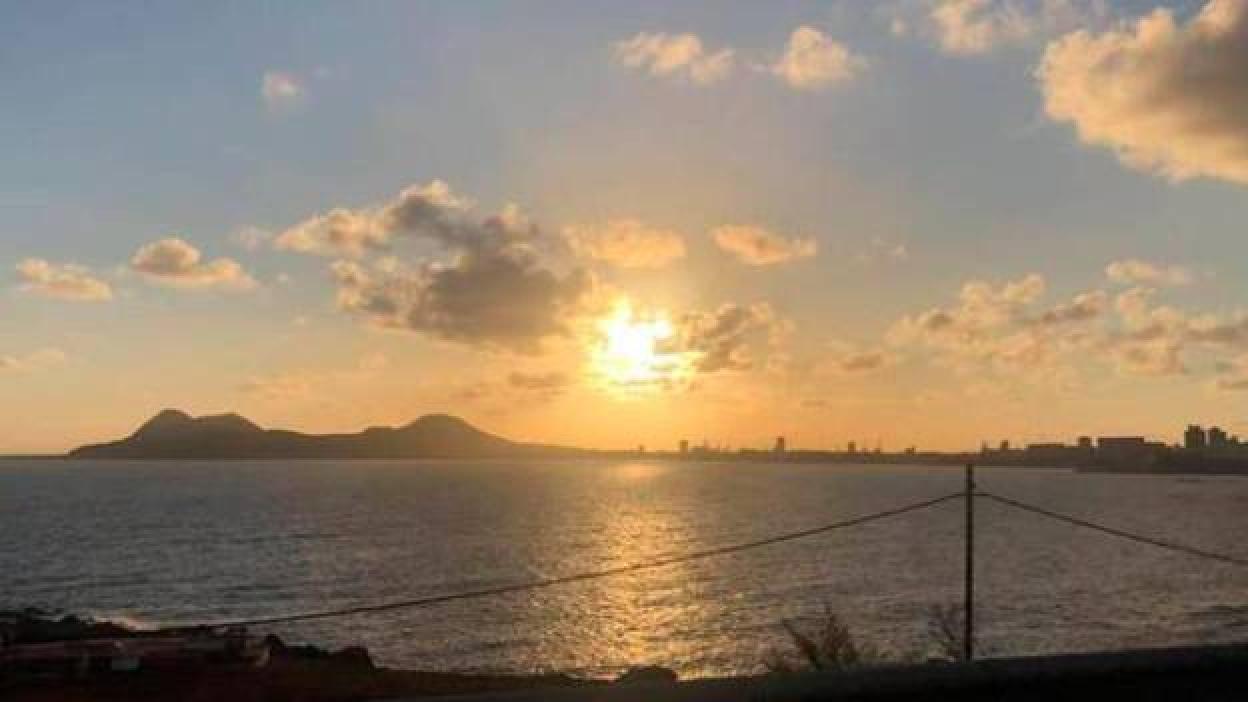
[56,412,1248,475]
[68,410,588,460]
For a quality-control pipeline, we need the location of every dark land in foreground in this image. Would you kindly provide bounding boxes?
[8,610,1248,701]
[0,609,603,701]
[51,410,1248,476]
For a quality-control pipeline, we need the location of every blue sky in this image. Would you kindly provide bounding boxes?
[4,0,1248,452]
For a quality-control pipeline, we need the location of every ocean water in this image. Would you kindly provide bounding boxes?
[3,459,1248,678]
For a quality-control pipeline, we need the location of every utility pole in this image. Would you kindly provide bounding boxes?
[964,463,975,662]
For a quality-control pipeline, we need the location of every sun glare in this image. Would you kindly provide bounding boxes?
[591,301,694,392]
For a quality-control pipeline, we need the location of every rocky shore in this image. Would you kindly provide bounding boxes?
[0,609,626,701]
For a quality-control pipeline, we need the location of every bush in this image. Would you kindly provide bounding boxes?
[763,605,880,673]
[924,603,968,662]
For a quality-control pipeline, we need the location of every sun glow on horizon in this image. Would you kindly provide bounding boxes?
[590,300,696,394]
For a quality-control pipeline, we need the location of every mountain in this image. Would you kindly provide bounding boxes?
[69,410,582,460]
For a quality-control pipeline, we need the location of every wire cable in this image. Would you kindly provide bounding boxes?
[979,492,1248,568]
[184,492,964,630]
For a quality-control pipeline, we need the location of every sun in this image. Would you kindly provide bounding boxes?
[590,300,694,392]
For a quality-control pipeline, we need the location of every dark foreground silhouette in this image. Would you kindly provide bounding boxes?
[8,610,1248,701]
[0,610,599,701]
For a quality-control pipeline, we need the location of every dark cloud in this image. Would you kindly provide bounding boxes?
[837,350,890,373]
[333,246,591,354]
[666,303,782,372]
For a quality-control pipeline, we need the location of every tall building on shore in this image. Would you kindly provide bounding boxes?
[1209,426,1229,448]
[1184,425,1207,451]
[773,436,786,454]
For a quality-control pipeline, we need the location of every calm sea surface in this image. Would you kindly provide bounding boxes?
[3,459,1248,678]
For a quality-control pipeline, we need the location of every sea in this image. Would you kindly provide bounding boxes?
[3,459,1247,679]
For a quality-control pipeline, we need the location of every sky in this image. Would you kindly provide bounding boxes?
[4,0,1248,454]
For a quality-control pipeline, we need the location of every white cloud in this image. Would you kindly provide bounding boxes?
[565,219,686,269]
[881,263,1248,391]
[770,26,866,90]
[885,274,1110,376]
[712,225,817,265]
[130,237,257,291]
[16,259,112,301]
[888,274,1045,346]
[931,0,1036,54]
[261,71,303,108]
[1039,0,1248,185]
[1106,259,1192,287]
[274,180,472,258]
[1099,286,1248,377]
[613,32,735,85]
[889,0,1107,55]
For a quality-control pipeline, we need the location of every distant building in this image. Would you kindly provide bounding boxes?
[1077,436,1093,450]
[773,436,786,454]
[1209,426,1229,448]
[1185,425,1207,451]
[1097,436,1156,467]
[999,440,1011,452]
[847,441,857,454]
[679,439,689,454]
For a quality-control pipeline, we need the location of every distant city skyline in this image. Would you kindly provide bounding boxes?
[7,2,1248,453]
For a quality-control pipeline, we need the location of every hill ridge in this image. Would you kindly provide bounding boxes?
[70,410,582,460]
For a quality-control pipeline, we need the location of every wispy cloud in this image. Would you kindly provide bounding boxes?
[130,237,257,291]
[16,259,113,302]
[564,219,686,269]
[612,32,735,85]
[0,348,67,374]
[888,0,1107,56]
[712,225,817,266]
[1106,259,1192,287]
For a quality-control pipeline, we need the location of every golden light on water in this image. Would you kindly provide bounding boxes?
[590,300,696,394]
